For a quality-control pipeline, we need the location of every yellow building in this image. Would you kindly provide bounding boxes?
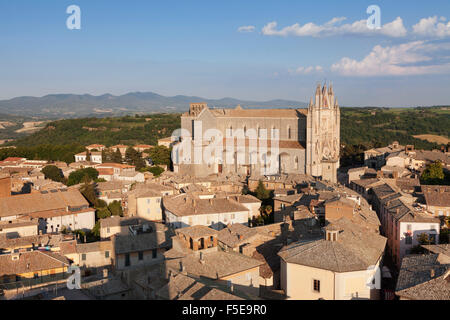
[279,218,386,300]
[0,250,69,285]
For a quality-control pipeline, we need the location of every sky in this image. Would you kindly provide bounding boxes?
[1,0,450,107]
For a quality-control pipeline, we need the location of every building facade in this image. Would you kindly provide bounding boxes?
[174,84,340,182]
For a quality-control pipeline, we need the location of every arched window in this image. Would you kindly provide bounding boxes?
[294,156,299,170]
[288,126,291,139]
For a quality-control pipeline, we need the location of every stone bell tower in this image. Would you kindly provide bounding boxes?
[306,83,340,183]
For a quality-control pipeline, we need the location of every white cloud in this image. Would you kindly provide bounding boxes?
[289,65,323,75]
[412,16,450,38]
[331,41,450,76]
[238,25,256,33]
[261,17,407,38]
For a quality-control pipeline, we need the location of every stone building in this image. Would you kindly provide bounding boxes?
[174,84,340,183]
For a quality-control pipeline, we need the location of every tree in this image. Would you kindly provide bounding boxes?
[112,149,123,163]
[421,161,445,185]
[125,147,145,170]
[148,145,171,166]
[96,207,112,219]
[42,165,64,182]
[256,215,264,226]
[80,183,97,206]
[255,181,270,201]
[91,221,101,238]
[108,200,123,216]
[241,185,250,195]
[67,168,99,186]
[148,166,164,177]
[96,199,107,208]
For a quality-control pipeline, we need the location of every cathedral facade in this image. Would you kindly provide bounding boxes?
[173,83,340,183]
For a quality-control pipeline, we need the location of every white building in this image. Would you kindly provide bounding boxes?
[95,163,144,183]
[163,194,251,230]
[75,151,102,164]
[0,189,96,234]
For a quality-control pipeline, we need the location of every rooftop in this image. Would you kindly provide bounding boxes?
[164,249,264,279]
[278,218,387,273]
[163,194,249,217]
[0,251,69,276]
[422,185,450,208]
[396,253,450,300]
[0,189,89,218]
[114,226,173,254]
[176,225,218,239]
[217,223,259,248]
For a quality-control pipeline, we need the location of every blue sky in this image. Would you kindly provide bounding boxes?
[1,0,450,107]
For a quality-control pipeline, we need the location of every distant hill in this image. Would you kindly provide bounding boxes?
[0,92,308,118]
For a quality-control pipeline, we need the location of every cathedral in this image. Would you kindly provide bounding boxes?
[173,83,340,183]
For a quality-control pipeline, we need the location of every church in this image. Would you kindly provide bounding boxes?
[173,83,340,183]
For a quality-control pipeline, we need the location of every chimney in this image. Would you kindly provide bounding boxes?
[326,230,338,242]
[238,234,244,241]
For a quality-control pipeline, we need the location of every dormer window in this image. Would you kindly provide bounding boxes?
[326,230,339,242]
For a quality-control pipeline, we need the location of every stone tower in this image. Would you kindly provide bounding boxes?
[306,83,340,183]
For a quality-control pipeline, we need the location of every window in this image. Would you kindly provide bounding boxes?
[125,253,130,266]
[407,224,412,232]
[313,280,320,292]
[147,199,151,204]
[288,127,291,139]
[105,251,110,258]
[138,251,144,261]
[107,227,110,233]
[81,254,86,261]
[152,249,157,259]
